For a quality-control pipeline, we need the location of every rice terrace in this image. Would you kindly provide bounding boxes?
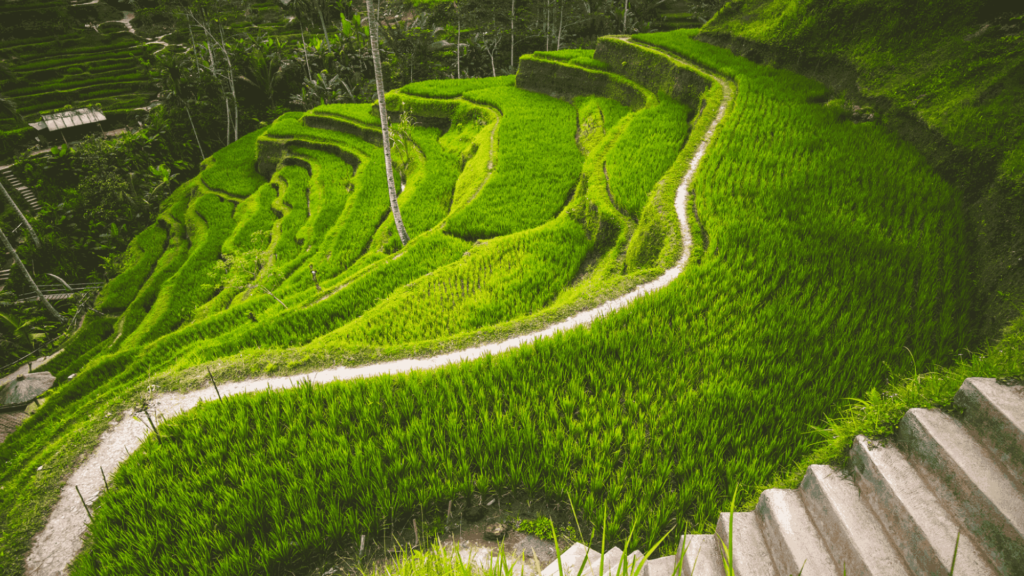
[0,0,1022,575]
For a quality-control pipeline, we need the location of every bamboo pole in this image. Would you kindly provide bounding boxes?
[0,225,63,321]
[0,181,39,248]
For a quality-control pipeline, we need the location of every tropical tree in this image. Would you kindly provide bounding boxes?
[378,13,447,85]
[238,50,286,108]
[0,226,63,321]
[288,0,335,48]
[0,310,54,366]
[290,69,357,109]
[155,50,207,159]
[167,0,244,144]
[364,0,409,245]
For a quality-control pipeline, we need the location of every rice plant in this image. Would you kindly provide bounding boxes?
[400,75,516,99]
[0,29,980,576]
[604,97,690,219]
[199,127,270,198]
[334,216,592,346]
[445,86,584,240]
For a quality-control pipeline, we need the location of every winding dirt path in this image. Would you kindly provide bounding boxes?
[24,50,733,576]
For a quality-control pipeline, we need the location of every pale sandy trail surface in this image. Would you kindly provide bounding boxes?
[24,54,731,576]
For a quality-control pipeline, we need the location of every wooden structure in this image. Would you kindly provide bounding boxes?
[29,107,107,141]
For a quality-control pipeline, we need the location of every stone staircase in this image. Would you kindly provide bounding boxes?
[1,165,41,214]
[0,165,37,294]
[476,378,1022,576]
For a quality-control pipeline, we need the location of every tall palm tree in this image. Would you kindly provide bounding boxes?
[365,0,409,245]
[0,226,63,322]
[0,181,40,248]
[156,51,206,160]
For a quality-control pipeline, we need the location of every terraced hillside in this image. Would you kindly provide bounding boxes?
[0,0,302,157]
[40,59,695,384]
[0,1,157,131]
[0,29,997,576]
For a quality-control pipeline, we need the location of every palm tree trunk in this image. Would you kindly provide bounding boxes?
[510,0,516,69]
[0,226,63,321]
[316,1,332,49]
[200,37,231,146]
[300,27,313,82]
[184,104,205,160]
[224,96,231,146]
[216,23,239,142]
[455,2,460,79]
[365,0,409,246]
[545,0,550,51]
[0,181,40,248]
[557,0,564,50]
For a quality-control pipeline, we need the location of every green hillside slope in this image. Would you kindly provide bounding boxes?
[700,0,1024,344]
[0,19,1017,576]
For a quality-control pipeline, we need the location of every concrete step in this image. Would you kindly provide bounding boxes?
[899,407,1024,574]
[643,556,677,576]
[579,547,622,576]
[714,512,776,576]
[799,464,912,575]
[541,543,603,576]
[954,377,1024,487]
[849,435,999,576]
[675,534,725,576]
[755,489,839,576]
[605,550,644,576]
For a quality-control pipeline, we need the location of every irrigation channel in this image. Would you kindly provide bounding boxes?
[24,42,734,576]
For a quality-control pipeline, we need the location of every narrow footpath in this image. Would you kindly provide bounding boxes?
[22,61,734,576]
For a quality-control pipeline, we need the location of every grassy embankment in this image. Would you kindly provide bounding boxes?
[699,0,1024,346]
[0,54,698,575]
[0,23,1018,576]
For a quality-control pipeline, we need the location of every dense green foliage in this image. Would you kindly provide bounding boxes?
[0,29,986,576]
[3,131,183,295]
[0,0,1013,569]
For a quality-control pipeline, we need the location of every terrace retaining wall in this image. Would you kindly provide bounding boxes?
[515,57,649,111]
[303,114,383,147]
[595,36,711,110]
[257,136,362,180]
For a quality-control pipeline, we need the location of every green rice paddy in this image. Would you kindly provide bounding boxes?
[0,27,993,576]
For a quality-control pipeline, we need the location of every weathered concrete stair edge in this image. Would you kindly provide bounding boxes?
[898,409,1024,574]
[798,464,911,576]
[530,378,1023,576]
[954,377,1024,487]
[756,488,838,576]
[849,435,999,576]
